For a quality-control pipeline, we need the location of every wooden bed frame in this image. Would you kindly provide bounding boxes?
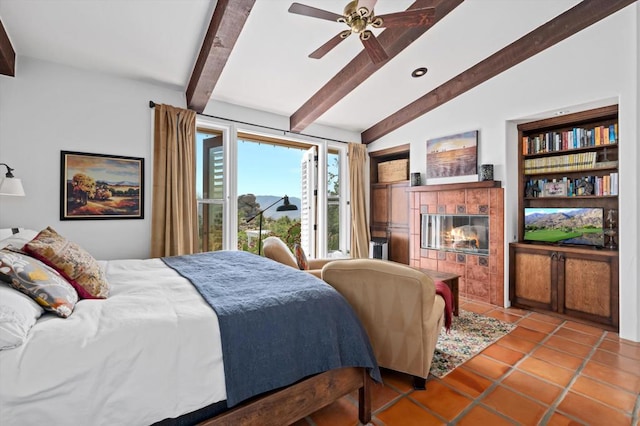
[201,367,371,425]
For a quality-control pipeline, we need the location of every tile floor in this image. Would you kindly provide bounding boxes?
[295,298,640,425]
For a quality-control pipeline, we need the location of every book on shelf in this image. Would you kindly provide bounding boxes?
[523,152,596,174]
[522,123,617,155]
[526,172,618,198]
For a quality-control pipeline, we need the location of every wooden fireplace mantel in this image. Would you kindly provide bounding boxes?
[407,180,501,192]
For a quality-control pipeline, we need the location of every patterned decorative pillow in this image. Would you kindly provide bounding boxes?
[0,248,78,318]
[293,244,308,270]
[23,227,110,299]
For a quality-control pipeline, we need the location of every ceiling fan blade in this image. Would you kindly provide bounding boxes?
[359,31,388,64]
[375,8,435,27]
[309,31,351,59]
[288,3,343,22]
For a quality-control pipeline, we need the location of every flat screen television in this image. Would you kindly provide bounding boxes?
[524,207,604,247]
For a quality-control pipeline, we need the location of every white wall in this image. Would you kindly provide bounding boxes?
[368,5,639,341]
[0,57,361,261]
[0,56,185,260]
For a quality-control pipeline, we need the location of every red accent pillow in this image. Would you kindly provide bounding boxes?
[23,227,109,299]
[293,244,308,270]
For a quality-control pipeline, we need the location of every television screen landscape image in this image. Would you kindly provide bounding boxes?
[524,207,604,247]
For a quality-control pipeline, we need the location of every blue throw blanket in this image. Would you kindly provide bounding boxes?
[162,251,380,407]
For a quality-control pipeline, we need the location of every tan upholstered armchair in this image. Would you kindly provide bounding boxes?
[321,258,445,388]
[262,236,335,278]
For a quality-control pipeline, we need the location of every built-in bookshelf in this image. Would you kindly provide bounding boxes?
[510,104,619,330]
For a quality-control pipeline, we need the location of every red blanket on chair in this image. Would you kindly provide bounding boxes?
[435,281,453,332]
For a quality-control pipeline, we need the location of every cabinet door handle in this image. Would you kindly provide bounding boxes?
[558,254,565,262]
[551,252,558,260]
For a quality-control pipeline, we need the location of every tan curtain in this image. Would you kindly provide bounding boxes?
[348,142,371,258]
[151,104,198,257]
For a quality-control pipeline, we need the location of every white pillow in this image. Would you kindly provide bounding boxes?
[0,283,44,350]
[0,229,39,250]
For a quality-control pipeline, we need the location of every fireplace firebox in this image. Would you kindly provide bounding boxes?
[421,214,489,255]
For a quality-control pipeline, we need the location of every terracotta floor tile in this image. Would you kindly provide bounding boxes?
[531,346,583,370]
[590,349,640,376]
[581,360,640,394]
[481,343,526,365]
[562,320,606,336]
[518,317,560,334]
[546,412,588,425]
[456,405,516,426]
[503,306,530,316]
[554,327,600,346]
[496,334,538,354]
[570,375,637,413]
[409,381,472,421]
[501,370,563,405]
[598,339,640,361]
[510,326,548,343]
[528,312,565,325]
[380,369,414,394]
[484,310,523,324]
[376,397,444,426]
[482,385,547,425]
[441,367,493,398]
[557,391,632,426]
[460,301,493,314]
[462,354,511,379]
[543,335,593,358]
[517,357,574,387]
[308,397,359,426]
[368,381,402,412]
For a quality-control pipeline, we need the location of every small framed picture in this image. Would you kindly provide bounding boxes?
[543,181,567,197]
[60,151,144,220]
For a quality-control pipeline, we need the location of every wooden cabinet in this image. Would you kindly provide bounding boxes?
[369,145,410,265]
[511,105,620,329]
[510,243,618,329]
[370,181,410,264]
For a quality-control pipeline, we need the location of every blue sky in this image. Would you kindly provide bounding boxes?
[237,140,304,198]
[196,133,340,200]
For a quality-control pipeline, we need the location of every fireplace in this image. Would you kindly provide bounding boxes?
[421,214,489,255]
[408,181,504,306]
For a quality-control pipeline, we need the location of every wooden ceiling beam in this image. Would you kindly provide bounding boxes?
[186,0,255,112]
[361,0,637,144]
[289,0,464,134]
[0,18,16,77]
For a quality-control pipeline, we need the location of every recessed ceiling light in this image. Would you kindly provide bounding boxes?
[411,67,428,78]
[555,110,570,116]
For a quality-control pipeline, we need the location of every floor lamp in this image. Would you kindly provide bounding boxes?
[246,195,298,255]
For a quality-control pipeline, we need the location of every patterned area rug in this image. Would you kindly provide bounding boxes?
[429,310,516,378]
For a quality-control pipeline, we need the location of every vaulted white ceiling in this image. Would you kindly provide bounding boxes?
[1,0,584,134]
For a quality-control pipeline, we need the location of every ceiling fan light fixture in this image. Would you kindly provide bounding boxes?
[411,67,428,78]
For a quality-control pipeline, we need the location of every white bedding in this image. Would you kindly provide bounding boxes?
[0,258,226,426]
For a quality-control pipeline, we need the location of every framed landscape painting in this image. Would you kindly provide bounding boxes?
[426,130,478,178]
[60,151,144,220]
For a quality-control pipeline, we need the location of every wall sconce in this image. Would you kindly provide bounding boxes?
[0,163,26,196]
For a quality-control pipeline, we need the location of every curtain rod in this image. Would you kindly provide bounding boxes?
[148,100,352,145]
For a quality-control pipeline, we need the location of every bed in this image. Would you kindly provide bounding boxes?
[0,229,379,425]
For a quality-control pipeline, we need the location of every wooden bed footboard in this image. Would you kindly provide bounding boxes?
[199,367,371,426]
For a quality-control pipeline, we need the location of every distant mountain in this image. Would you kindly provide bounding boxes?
[255,195,301,220]
[525,208,602,228]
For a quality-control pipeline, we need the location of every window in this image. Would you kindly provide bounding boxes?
[196,129,224,252]
[196,122,349,257]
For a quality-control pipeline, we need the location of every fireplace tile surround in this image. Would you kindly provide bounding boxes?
[408,181,504,306]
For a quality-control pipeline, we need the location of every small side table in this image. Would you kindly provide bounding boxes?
[419,268,460,316]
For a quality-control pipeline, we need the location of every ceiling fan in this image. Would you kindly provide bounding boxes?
[288,0,435,64]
